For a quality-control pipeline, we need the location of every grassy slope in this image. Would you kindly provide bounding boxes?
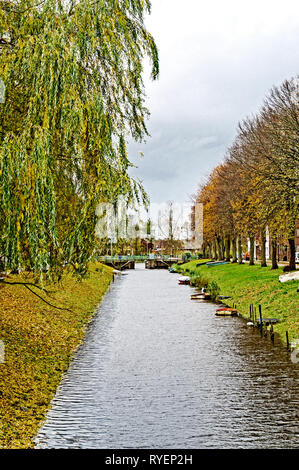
[0,262,113,448]
[177,260,298,344]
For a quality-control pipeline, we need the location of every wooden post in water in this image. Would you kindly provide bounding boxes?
[286,331,290,350]
[259,304,263,335]
[270,324,274,343]
[264,325,268,337]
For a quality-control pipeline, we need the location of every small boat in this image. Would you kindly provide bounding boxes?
[279,271,299,283]
[218,295,232,300]
[178,276,190,285]
[215,307,238,316]
[190,290,211,300]
[207,261,229,267]
[207,260,225,264]
[190,293,205,300]
[256,318,280,326]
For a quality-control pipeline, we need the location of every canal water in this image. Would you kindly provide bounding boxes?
[35,264,299,448]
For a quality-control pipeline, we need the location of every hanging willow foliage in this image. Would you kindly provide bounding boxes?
[0,0,159,276]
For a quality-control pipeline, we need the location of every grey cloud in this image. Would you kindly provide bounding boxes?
[127,0,299,204]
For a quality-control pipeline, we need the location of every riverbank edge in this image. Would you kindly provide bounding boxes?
[174,261,298,346]
[0,262,114,448]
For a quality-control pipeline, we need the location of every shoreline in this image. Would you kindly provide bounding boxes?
[0,262,114,448]
[175,260,298,346]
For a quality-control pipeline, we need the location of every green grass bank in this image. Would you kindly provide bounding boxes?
[0,262,113,448]
[175,260,298,345]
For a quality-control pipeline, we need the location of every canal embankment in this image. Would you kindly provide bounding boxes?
[175,260,298,345]
[0,262,113,448]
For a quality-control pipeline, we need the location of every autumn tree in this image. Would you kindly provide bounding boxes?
[197,77,298,271]
[234,79,299,270]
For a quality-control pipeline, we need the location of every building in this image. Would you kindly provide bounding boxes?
[190,201,203,251]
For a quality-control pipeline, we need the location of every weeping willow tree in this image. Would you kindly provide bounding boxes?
[0,0,159,276]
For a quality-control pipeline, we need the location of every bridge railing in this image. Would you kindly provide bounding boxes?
[98,255,194,262]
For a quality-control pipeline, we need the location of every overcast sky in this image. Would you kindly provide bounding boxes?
[128,0,299,206]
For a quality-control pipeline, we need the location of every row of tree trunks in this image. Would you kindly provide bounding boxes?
[205,234,295,271]
[249,232,296,270]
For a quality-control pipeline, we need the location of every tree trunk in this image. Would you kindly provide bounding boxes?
[249,236,255,265]
[288,238,296,271]
[225,236,231,261]
[232,237,237,263]
[218,238,224,260]
[221,239,225,260]
[260,230,267,267]
[212,239,217,260]
[216,237,221,260]
[238,236,243,264]
[271,237,278,270]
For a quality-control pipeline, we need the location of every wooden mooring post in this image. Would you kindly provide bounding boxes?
[259,304,263,335]
[270,324,274,343]
[286,331,290,351]
[250,303,276,343]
